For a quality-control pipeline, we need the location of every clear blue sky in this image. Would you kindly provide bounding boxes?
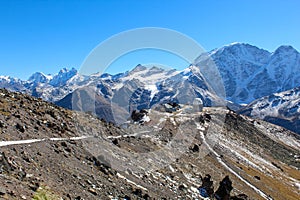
[0,0,299,79]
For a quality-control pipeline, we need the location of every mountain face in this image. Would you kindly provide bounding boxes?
[57,65,224,124]
[0,89,299,199]
[195,43,300,104]
[49,68,78,87]
[0,76,27,92]
[28,72,51,85]
[1,43,300,130]
[239,87,300,134]
[0,68,86,102]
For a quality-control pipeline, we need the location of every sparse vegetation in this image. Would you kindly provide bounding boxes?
[32,187,61,200]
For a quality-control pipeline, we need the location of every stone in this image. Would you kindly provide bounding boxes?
[88,188,97,195]
[215,176,233,200]
[0,186,6,195]
[16,123,25,133]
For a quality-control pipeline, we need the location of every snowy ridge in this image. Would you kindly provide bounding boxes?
[112,65,179,90]
[239,87,300,134]
[249,88,300,119]
[28,72,53,84]
[0,76,12,82]
[0,64,221,108]
[195,43,300,104]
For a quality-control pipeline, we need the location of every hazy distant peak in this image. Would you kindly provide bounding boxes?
[273,45,299,54]
[28,72,52,83]
[130,64,147,73]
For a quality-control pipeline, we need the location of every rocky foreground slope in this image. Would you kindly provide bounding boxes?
[0,89,300,199]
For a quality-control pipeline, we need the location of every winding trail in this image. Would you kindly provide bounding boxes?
[0,136,91,147]
[106,130,152,139]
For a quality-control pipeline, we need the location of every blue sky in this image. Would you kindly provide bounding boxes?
[0,0,299,79]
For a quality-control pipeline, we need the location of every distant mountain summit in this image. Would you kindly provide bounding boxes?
[28,72,52,84]
[49,68,76,86]
[195,43,300,104]
[27,67,78,87]
[0,75,27,92]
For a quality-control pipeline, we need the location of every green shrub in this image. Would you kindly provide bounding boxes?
[32,187,61,200]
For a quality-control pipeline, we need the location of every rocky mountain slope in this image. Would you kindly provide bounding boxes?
[0,89,299,199]
[238,87,300,134]
[56,65,224,124]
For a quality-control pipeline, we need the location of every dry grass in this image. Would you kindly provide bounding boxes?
[32,186,61,200]
[233,161,300,200]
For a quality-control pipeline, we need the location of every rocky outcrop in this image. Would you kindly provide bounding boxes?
[214,176,233,200]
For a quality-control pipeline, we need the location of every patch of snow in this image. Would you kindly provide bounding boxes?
[181,68,191,75]
[169,117,176,126]
[144,84,159,100]
[116,173,148,191]
[169,165,175,173]
[293,181,300,190]
[0,76,11,82]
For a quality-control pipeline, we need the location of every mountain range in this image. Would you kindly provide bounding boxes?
[0,43,299,131]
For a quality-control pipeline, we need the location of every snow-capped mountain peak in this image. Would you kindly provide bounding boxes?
[273,45,299,55]
[0,75,12,82]
[28,72,52,84]
[195,43,300,104]
[49,67,78,87]
[115,65,179,87]
[27,67,78,86]
[129,64,148,74]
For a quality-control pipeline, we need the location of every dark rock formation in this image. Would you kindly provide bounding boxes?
[215,176,233,200]
[198,174,214,198]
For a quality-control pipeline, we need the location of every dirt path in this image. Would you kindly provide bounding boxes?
[0,136,91,147]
